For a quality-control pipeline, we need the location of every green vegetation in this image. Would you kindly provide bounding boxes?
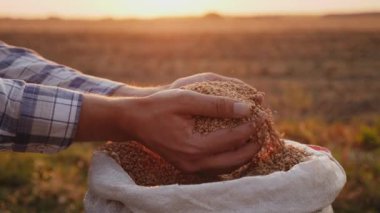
[278,120,380,212]
[0,143,94,212]
[359,123,380,150]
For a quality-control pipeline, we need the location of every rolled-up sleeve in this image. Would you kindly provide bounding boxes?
[0,41,123,95]
[0,78,82,153]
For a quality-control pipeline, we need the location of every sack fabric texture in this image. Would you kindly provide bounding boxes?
[84,140,346,213]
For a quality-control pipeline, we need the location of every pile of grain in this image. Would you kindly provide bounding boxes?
[101,81,309,186]
[102,141,218,186]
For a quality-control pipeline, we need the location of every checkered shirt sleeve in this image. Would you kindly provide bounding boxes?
[0,42,123,153]
[0,42,123,94]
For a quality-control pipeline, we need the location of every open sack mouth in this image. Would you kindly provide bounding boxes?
[100,140,311,186]
[85,140,345,213]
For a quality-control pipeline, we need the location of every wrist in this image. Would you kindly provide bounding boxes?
[75,94,128,141]
[114,96,149,142]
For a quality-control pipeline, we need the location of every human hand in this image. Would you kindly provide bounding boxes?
[121,89,262,173]
[169,72,245,89]
[111,72,244,98]
[111,85,163,97]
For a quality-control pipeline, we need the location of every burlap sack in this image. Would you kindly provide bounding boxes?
[84,140,346,213]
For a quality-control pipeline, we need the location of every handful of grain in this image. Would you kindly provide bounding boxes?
[101,81,309,186]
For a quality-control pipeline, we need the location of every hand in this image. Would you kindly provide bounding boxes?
[169,72,245,89]
[111,84,163,97]
[75,90,261,173]
[111,72,245,97]
[120,89,262,173]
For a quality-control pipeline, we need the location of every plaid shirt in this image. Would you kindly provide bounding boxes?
[0,42,123,153]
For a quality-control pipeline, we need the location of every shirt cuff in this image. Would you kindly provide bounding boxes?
[14,83,83,153]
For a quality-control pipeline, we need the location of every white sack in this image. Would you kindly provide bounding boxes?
[84,140,346,213]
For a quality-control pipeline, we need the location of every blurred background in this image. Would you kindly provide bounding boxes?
[0,0,379,212]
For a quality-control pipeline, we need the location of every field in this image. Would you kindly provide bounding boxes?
[0,15,380,212]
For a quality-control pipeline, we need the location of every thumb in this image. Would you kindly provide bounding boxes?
[178,90,252,118]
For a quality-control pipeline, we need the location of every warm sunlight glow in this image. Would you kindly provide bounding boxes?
[109,0,217,18]
[1,0,380,19]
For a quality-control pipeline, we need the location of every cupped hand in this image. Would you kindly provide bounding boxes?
[112,72,245,98]
[122,89,262,173]
[169,72,245,89]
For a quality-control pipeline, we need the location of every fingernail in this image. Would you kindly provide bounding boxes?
[233,102,251,117]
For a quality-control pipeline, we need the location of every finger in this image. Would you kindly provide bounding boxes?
[194,140,262,174]
[192,118,264,155]
[178,90,252,118]
[217,76,245,85]
[252,93,264,105]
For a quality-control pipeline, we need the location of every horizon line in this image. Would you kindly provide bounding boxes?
[1,10,380,21]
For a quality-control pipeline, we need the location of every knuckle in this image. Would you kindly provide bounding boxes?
[215,98,228,115]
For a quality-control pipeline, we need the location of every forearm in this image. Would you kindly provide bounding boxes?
[0,77,146,153]
[111,84,167,97]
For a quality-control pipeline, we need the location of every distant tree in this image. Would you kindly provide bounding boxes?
[203,12,223,19]
[47,16,62,21]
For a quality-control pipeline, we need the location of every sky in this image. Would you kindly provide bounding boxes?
[1,0,380,19]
